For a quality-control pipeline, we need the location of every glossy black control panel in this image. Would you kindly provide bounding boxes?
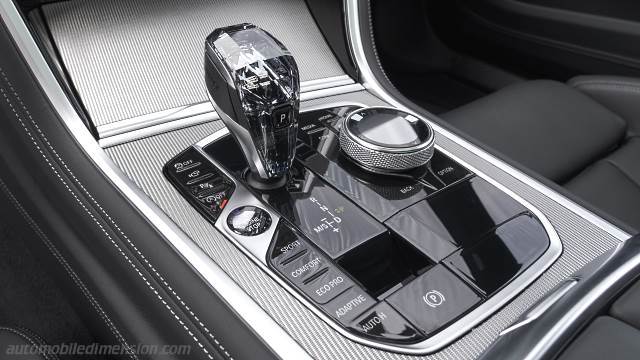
[163,147,235,223]
[164,105,553,348]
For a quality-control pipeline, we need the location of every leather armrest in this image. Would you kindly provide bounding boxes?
[569,75,640,137]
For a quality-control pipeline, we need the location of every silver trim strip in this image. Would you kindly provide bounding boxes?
[0,3,312,359]
[499,279,579,336]
[98,82,364,147]
[194,102,563,354]
[344,0,631,242]
[523,248,640,360]
[97,75,359,139]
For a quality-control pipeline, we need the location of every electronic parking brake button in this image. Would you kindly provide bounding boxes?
[349,302,424,343]
[387,265,481,336]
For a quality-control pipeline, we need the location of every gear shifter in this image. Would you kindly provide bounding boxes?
[204,23,300,189]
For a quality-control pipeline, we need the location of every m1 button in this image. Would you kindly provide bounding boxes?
[349,302,424,343]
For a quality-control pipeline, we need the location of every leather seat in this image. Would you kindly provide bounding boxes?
[0,327,53,360]
[441,76,640,231]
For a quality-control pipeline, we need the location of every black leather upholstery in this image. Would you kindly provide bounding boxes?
[442,78,640,231]
[610,277,640,330]
[0,327,54,360]
[0,15,278,360]
[570,76,640,137]
[566,139,640,230]
[560,275,640,360]
[559,317,640,360]
[442,80,627,183]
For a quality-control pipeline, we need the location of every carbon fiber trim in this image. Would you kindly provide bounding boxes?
[106,91,622,359]
[42,0,345,127]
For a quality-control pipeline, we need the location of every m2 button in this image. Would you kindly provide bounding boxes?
[349,302,424,344]
[324,287,375,325]
[301,267,354,304]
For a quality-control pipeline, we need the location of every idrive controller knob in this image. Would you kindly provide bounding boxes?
[339,107,436,173]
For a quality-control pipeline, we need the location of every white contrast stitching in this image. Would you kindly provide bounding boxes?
[0,69,231,360]
[0,179,138,360]
[0,327,57,360]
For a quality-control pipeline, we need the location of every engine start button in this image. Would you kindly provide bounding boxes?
[227,206,272,236]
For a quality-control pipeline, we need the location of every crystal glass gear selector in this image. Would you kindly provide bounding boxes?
[204,23,300,189]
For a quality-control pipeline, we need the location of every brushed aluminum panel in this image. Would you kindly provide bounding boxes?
[43,0,345,127]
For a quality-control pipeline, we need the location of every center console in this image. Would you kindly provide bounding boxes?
[160,24,557,352]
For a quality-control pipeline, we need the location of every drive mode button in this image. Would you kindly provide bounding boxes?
[277,247,329,287]
[269,222,308,265]
[324,287,375,325]
[301,266,354,304]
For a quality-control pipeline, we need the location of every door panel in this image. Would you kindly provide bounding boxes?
[430,0,640,80]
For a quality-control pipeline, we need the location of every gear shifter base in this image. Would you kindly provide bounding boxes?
[245,170,288,191]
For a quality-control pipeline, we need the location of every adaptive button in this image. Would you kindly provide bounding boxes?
[348,302,424,343]
[301,266,354,304]
[324,286,376,326]
[387,265,481,336]
[226,206,272,236]
[429,151,472,187]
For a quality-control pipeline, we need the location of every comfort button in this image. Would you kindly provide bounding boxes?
[324,287,375,325]
[278,248,328,286]
[349,302,424,343]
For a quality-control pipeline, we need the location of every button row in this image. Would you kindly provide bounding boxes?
[164,147,235,222]
[268,222,425,343]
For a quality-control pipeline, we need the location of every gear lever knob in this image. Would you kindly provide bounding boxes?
[204,23,300,188]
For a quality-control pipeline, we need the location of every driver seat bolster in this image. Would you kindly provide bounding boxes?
[0,326,56,360]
